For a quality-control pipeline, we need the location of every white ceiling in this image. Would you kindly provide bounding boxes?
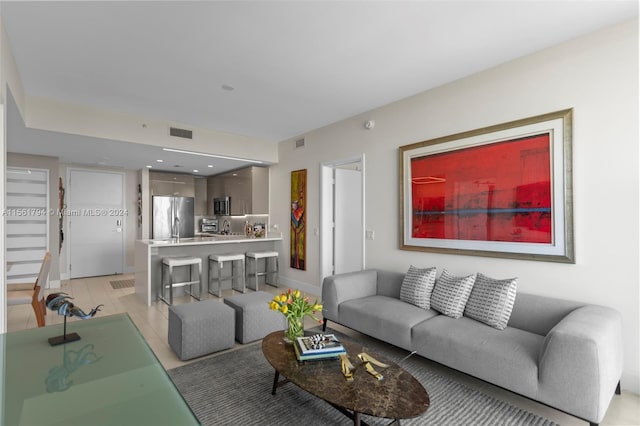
[1,1,637,174]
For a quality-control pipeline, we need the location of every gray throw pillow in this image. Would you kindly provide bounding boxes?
[399,265,437,309]
[464,272,518,330]
[430,269,476,319]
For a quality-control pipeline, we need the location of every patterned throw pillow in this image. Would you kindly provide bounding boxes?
[399,265,437,309]
[430,269,477,319]
[464,272,518,330]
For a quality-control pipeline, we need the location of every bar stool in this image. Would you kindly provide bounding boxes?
[160,256,202,306]
[209,253,246,298]
[245,251,279,291]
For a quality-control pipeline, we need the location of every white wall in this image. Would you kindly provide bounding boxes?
[0,20,25,118]
[5,88,140,279]
[271,19,639,393]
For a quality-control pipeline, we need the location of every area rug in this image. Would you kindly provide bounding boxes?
[168,328,557,426]
[109,279,135,290]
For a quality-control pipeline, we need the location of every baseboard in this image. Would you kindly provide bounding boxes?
[621,370,640,396]
[276,276,321,297]
[60,268,134,280]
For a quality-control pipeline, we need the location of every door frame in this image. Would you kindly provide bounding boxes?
[319,154,365,282]
[66,167,126,278]
[0,103,5,334]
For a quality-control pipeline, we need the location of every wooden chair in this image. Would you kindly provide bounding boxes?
[7,252,52,327]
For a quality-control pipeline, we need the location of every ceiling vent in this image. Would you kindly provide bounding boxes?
[169,127,193,140]
[295,138,305,148]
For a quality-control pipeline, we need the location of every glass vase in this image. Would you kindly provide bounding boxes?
[284,317,304,343]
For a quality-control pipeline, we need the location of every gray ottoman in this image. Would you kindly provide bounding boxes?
[223,291,287,344]
[168,300,235,360]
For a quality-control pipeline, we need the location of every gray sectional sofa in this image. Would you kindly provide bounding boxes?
[321,269,623,425]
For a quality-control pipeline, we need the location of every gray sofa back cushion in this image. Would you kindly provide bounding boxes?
[508,292,583,335]
[375,270,405,298]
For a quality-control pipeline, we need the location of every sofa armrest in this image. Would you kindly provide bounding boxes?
[321,270,378,321]
[537,305,623,424]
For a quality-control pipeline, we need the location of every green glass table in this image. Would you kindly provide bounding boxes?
[1,313,199,426]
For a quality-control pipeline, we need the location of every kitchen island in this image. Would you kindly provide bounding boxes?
[135,234,283,306]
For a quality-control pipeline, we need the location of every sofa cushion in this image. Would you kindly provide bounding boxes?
[430,269,476,318]
[376,270,407,299]
[508,292,583,336]
[411,315,543,398]
[339,295,438,350]
[464,272,517,330]
[399,265,437,309]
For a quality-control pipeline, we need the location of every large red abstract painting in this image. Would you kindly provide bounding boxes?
[410,134,552,244]
[400,109,574,262]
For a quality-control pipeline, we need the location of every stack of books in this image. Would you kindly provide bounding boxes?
[293,333,346,361]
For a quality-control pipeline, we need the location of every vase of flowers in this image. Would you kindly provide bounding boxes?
[269,289,323,343]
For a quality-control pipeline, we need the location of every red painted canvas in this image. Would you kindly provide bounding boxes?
[410,133,552,243]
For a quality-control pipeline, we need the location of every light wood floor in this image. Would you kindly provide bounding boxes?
[7,274,640,425]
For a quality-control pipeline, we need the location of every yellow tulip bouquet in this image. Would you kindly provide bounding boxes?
[269,289,323,342]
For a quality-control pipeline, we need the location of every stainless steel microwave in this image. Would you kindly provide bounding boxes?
[213,197,231,216]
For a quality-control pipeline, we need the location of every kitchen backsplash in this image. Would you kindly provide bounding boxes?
[196,214,269,236]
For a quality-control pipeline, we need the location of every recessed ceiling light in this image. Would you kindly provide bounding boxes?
[232,173,238,176]
[146,165,153,168]
[193,169,199,173]
[156,159,164,163]
[207,165,214,168]
[221,84,235,91]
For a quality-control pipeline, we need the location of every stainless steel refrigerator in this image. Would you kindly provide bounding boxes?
[152,196,195,239]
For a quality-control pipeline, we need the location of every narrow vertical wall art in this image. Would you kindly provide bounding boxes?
[291,169,307,270]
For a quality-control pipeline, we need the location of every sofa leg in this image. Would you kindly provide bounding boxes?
[322,318,328,332]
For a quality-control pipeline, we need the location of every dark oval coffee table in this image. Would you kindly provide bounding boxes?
[262,331,429,425]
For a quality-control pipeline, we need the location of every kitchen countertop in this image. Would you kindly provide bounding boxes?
[139,233,282,246]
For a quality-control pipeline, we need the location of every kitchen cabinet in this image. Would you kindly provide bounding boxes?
[251,167,269,214]
[148,172,197,238]
[149,172,208,216]
[207,166,269,215]
[150,171,195,197]
[194,177,207,216]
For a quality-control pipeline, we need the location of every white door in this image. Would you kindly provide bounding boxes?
[68,169,124,278]
[320,156,365,280]
[334,167,363,274]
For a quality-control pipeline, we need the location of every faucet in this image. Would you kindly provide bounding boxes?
[173,216,180,241]
[222,219,230,235]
